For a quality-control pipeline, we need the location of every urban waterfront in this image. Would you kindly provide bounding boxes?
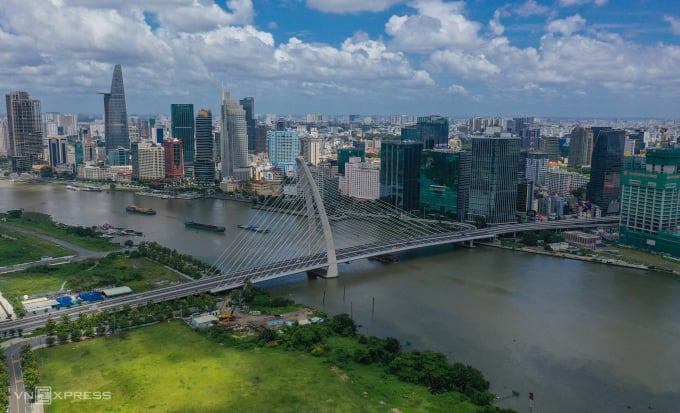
[1,181,680,412]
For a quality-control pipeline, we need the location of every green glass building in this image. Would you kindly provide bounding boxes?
[619,148,680,256]
[419,149,470,220]
[337,148,364,175]
[171,104,194,177]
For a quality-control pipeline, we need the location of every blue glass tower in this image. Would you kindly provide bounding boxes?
[171,104,195,177]
[104,65,129,155]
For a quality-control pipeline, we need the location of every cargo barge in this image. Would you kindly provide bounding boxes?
[185,221,226,232]
[126,205,157,215]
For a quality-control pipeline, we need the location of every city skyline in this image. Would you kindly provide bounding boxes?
[1,1,680,117]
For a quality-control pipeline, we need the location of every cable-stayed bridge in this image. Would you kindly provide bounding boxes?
[0,158,619,333]
[207,158,619,293]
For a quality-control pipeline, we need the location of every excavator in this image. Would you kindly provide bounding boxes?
[218,301,236,321]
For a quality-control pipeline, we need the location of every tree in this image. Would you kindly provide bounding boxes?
[521,231,538,247]
[124,239,134,248]
[45,336,56,347]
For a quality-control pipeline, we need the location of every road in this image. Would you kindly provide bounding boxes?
[3,336,44,413]
[0,217,619,336]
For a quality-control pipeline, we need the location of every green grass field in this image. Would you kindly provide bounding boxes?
[38,322,478,413]
[0,254,187,314]
[1,211,119,251]
[0,227,73,266]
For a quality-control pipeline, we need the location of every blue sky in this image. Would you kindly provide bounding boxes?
[1,0,680,118]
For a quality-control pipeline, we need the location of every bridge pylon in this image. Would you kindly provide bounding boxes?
[296,157,338,278]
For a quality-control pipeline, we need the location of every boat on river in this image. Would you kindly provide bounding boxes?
[126,205,156,215]
[185,221,225,232]
[237,224,270,233]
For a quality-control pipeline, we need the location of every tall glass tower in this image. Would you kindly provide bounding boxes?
[103,65,129,154]
[239,97,256,152]
[380,141,423,212]
[221,92,249,180]
[171,104,195,178]
[468,135,520,224]
[194,109,215,183]
[588,128,626,215]
[5,91,44,172]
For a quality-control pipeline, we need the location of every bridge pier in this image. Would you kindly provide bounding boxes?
[307,264,338,279]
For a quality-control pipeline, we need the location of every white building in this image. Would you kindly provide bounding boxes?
[545,168,589,195]
[340,157,380,200]
[136,143,165,180]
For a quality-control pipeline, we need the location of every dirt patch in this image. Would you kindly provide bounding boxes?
[331,366,349,382]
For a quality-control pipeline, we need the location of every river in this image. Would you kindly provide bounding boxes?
[1,180,679,412]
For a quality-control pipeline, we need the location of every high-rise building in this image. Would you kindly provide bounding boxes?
[171,104,194,178]
[419,149,471,220]
[301,137,322,166]
[380,141,423,212]
[108,147,129,166]
[341,157,380,200]
[103,65,130,155]
[525,152,549,186]
[539,136,560,162]
[48,137,68,166]
[545,168,589,196]
[239,97,256,152]
[468,135,520,224]
[131,142,164,181]
[194,109,215,184]
[254,124,268,154]
[268,130,299,174]
[588,128,626,215]
[619,148,680,255]
[163,138,184,178]
[221,92,250,180]
[337,148,365,175]
[516,179,534,214]
[569,126,593,168]
[5,91,44,171]
[417,116,449,149]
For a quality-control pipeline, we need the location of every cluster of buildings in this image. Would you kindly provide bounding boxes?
[3,65,680,256]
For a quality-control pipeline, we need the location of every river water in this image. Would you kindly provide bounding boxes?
[1,181,679,412]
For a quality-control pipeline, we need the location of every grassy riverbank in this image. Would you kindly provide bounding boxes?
[0,253,187,315]
[38,321,479,413]
[0,211,119,251]
[0,227,73,266]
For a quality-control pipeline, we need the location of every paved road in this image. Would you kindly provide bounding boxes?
[3,336,45,413]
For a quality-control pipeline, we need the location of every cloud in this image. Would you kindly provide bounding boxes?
[665,15,680,35]
[489,9,505,36]
[546,14,586,36]
[559,0,607,6]
[306,0,403,13]
[447,84,468,95]
[514,0,550,17]
[386,0,482,53]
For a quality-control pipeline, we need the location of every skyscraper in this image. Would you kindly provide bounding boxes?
[620,149,680,255]
[337,148,365,175]
[171,104,194,178]
[468,135,520,224]
[380,141,423,212]
[268,130,299,174]
[569,126,593,168]
[419,149,471,220]
[239,97,256,152]
[417,115,449,149]
[194,109,215,183]
[103,65,129,155]
[163,138,184,178]
[221,92,249,180]
[5,91,44,171]
[588,128,626,215]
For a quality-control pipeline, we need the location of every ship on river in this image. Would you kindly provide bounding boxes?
[185,221,226,232]
[126,205,157,215]
[238,224,270,233]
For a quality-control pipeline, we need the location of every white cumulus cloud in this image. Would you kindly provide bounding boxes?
[306,0,404,13]
[546,14,586,36]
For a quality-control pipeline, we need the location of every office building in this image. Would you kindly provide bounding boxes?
[517,179,534,214]
[221,92,250,180]
[268,130,299,174]
[569,127,593,168]
[525,152,549,186]
[171,104,194,177]
[48,137,68,166]
[337,148,365,175]
[131,142,164,181]
[380,141,423,212]
[5,91,44,171]
[468,135,520,224]
[108,147,129,166]
[401,116,449,150]
[239,97,256,152]
[340,157,380,200]
[163,138,184,178]
[619,148,680,255]
[419,149,471,220]
[545,168,589,196]
[588,128,626,215]
[193,109,215,184]
[539,136,560,162]
[302,137,322,166]
[103,65,129,154]
[254,124,268,154]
